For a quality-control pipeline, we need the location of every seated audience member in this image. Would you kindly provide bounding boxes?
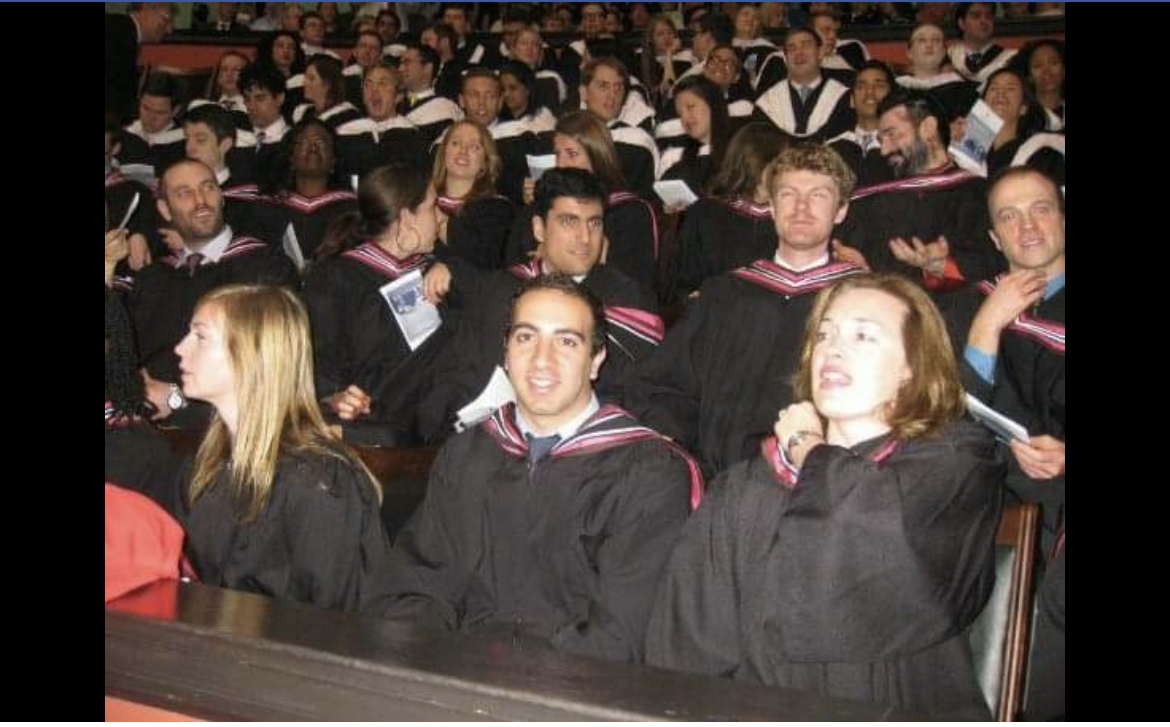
[173,284,395,611]
[647,272,1003,720]
[304,163,453,443]
[620,145,865,477]
[133,160,298,427]
[253,119,358,264]
[977,68,1057,181]
[397,43,464,147]
[335,64,429,181]
[431,120,516,271]
[946,2,1017,85]
[1018,38,1065,130]
[291,54,363,131]
[752,27,853,143]
[832,92,1002,288]
[895,23,978,127]
[828,60,896,187]
[418,168,661,441]
[122,73,188,179]
[377,273,700,662]
[511,111,661,293]
[656,76,732,200]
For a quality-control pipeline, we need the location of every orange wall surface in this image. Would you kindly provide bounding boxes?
[105,696,203,721]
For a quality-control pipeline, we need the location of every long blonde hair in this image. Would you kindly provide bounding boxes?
[793,274,966,440]
[187,284,380,522]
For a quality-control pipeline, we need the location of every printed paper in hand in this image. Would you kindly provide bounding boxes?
[653,179,699,208]
[949,99,1005,177]
[282,223,306,272]
[526,154,557,182]
[379,269,442,350]
[116,192,140,232]
[965,392,1030,444]
[454,365,516,433]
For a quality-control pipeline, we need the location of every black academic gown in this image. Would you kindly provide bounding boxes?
[835,166,1004,285]
[335,117,430,182]
[176,447,394,612]
[620,259,864,477]
[105,408,177,503]
[752,76,854,143]
[375,403,698,662]
[646,420,1003,719]
[417,260,661,442]
[941,280,1065,532]
[504,192,661,294]
[106,170,167,263]
[131,236,300,385]
[673,196,778,297]
[250,189,360,262]
[659,149,716,201]
[301,243,451,435]
[436,194,516,271]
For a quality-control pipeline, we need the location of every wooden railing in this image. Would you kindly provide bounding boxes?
[107,579,921,721]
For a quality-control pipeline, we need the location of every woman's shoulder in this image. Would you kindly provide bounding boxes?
[897,419,998,464]
[277,444,377,502]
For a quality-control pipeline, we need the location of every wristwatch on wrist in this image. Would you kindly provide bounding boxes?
[167,383,187,411]
[785,430,822,456]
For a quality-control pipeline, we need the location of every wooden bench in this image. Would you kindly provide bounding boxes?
[107,580,923,721]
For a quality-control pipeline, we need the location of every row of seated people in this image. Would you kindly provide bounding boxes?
[117,5,1065,204]
[106,141,1064,718]
[107,50,1063,311]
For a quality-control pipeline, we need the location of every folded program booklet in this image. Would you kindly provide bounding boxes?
[965,392,1030,445]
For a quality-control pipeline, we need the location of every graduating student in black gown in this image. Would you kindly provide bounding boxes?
[978,68,1054,180]
[172,284,394,612]
[833,92,1003,289]
[620,145,865,477]
[251,119,359,265]
[895,23,979,125]
[826,60,896,189]
[376,275,701,662]
[303,163,453,445]
[752,27,853,144]
[655,76,730,201]
[418,168,661,442]
[939,167,1065,535]
[647,273,1003,719]
[132,160,299,428]
[335,63,430,182]
[508,110,661,295]
[431,119,515,271]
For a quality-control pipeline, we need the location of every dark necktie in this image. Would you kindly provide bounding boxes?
[525,433,561,465]
[184,252,205,277]
[967,51,984,71]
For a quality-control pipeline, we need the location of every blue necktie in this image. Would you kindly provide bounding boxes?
[525,433,561,464]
